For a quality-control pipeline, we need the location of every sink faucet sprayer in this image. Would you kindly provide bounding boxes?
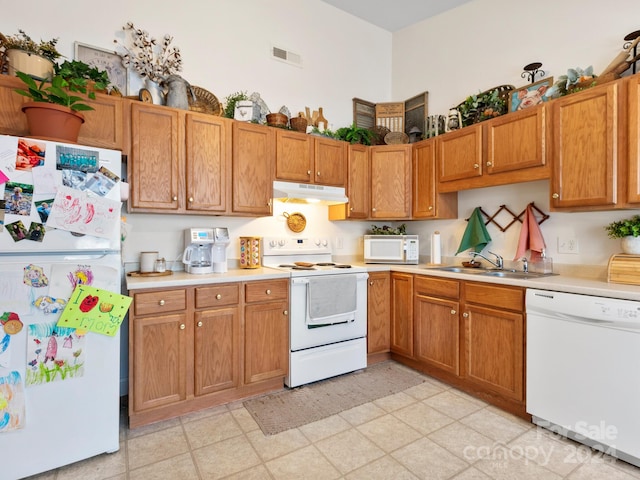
[469,251,504,269]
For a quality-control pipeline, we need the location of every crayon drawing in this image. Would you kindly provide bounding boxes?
[0,371,25,432]
[26,321,86,386]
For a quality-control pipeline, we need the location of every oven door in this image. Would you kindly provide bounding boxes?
[289,272,368,352]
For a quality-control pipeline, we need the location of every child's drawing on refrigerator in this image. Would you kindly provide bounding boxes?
[0,371,25,432]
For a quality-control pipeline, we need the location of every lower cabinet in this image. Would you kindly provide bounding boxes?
[391,274,527,418]
[367,272,391,361]
[128,279,288,428]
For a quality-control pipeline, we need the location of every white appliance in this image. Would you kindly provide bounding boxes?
[0,134,123,480]
[182,227,230,274]
[262,237,368,387]
[272,180,348,205]
[526,289,640,467]
[364,234,419,264]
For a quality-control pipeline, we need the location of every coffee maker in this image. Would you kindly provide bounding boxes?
[182,227,230,274]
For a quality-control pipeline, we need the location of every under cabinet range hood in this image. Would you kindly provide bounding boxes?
[273,180,348,205]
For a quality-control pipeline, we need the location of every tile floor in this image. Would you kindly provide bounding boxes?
[25,363,640,480]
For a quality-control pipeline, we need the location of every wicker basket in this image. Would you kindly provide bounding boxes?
[455,84,515,126]
[188,86,222,116]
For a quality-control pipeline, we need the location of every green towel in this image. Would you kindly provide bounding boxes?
[456,207,491,254]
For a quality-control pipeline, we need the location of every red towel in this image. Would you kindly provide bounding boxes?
[514,204,546,261]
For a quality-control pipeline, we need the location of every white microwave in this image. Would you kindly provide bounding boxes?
[364,235,419,264]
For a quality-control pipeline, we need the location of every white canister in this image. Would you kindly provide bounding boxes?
[140,251,159,273]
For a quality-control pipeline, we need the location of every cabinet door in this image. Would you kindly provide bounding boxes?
[550,82,618,209]
[185,113,231,212]
[231,122,275,215]
[628,75,640,204]
[0,75,28,136]
[194,306,240,396]
[438,124,483,182]
[412,138,437,218]
[132,312,188,412]
[77,93,124,150]
[275,129,313,182]
[485,105,546,174]
[314,137,347,186]
[463,305,524,401]
[367,272,390,355]
[130,104,182,211]
[390,272,413,357]
[328,143,369,220]
[414,294,460,375]
[370,145,412,218]
[244,301,289,384]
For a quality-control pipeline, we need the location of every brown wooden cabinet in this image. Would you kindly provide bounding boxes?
[128,279,288,428]
[366,271,390,361]
[128,103,232,214]
[390,272,414,357]
[231,122,275,215]
[627,75,640,204]
[243,279,289,384]
[412,138,458,219]
[371,144,412,219]
[328,143,370,220]
[462,282,525,403]
[413,275,460,375]
[275,129,347,186]
[0,74,124,150]
[438,106,549,193]
[550,81,620,210]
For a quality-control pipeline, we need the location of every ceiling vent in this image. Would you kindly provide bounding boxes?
[271,46,302,67]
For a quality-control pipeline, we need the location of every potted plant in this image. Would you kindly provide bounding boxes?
[14,67,98,143]
[223,91,249,119]
[1,29,61,80]
[54,60,111,96]
[335,123,374,145]
[605,215,640,254]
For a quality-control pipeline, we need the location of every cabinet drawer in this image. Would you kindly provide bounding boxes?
[245,280,289,303]
[465,282,523,311]
[195,283,240,308]
[415,275,459,299]
[134,289,187,316]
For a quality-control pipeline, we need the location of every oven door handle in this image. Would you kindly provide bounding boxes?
[292,278,310,285]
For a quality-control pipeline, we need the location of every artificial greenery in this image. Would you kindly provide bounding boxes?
[1,29,61,62]
[547,66,596,98]
[54,60,111,97]
[370,224,407,235]
[14,71,95,112]
[310,126,337,138]
[605,215,640,239]
[457,88,506,127]
[223,91,248,118]
[334,123,374,145]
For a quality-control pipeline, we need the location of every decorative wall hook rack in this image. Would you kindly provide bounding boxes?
[465,202,549,233]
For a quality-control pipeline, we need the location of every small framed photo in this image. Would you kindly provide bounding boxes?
[74,42,128,95]
[508,77,554,112]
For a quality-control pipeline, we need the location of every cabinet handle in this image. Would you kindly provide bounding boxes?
[450,309,456,315]
[350,207,354,211]
[159,300,165,306]
[197,321,203,327]
[369,281,374,286]
[486,161,493,167]
[473,164,479,169]
[180,324,185,330]
[172,195,178,201]
[317,171,321,176]
[283,310,288,316]
[428,206,433,211]
[266,289,271,295]
[372,207,376,212]
[216,294,222,300]
[188,196,194,203]
[552,193,559,199]
[463,312,469,318]
[307,170,311,175]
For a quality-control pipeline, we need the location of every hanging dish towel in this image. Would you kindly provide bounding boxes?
[514,204,546,261]
[456,207,492,254]
[307,276,357,326]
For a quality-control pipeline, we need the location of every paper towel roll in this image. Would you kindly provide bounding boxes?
[431,231,442,265]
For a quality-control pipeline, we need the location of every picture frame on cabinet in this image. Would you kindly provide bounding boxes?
[508,77,554,112]
[74,42,128,95]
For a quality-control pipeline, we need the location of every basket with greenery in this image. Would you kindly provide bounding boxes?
[0,29,61,62]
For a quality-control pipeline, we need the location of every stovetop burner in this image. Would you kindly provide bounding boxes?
[334,264,352,268]
[292,266,316,270]
[316,262,336,266]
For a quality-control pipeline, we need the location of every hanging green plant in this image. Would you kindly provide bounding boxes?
[334,123,374,145]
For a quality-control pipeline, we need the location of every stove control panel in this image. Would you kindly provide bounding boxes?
[263,237,332,255]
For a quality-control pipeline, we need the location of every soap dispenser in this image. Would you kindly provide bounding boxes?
[534,249,553,274]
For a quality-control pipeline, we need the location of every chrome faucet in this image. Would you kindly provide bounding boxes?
[520,257,529,273]
[469,251,504,270]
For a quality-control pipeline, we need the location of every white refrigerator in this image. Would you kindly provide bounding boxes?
[0,134,123,479]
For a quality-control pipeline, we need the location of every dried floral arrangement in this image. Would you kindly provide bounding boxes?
[114,22,182,83]
[1,29,61,62]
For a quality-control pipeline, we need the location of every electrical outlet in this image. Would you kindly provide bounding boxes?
[558,236,579,254]
[334,237,344,250]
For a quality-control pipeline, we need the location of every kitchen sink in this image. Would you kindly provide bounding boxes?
[427,266,488,274]
[427,266,557,280]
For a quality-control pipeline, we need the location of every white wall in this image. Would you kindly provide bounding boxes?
[3,0,638,269]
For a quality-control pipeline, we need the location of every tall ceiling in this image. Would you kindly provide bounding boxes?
[319,0,475,32]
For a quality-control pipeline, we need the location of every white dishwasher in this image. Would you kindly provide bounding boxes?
[526,289,640,467]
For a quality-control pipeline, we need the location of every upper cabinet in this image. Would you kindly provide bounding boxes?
[370,144,412,219]
[128,102,232,214]
[438,105,549,192]
[328,143,370,220]
[275,129,347,186]
[549,81,620,211]
[626,75,640,205]
[412,137,458,219]
[0,74,124,151]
